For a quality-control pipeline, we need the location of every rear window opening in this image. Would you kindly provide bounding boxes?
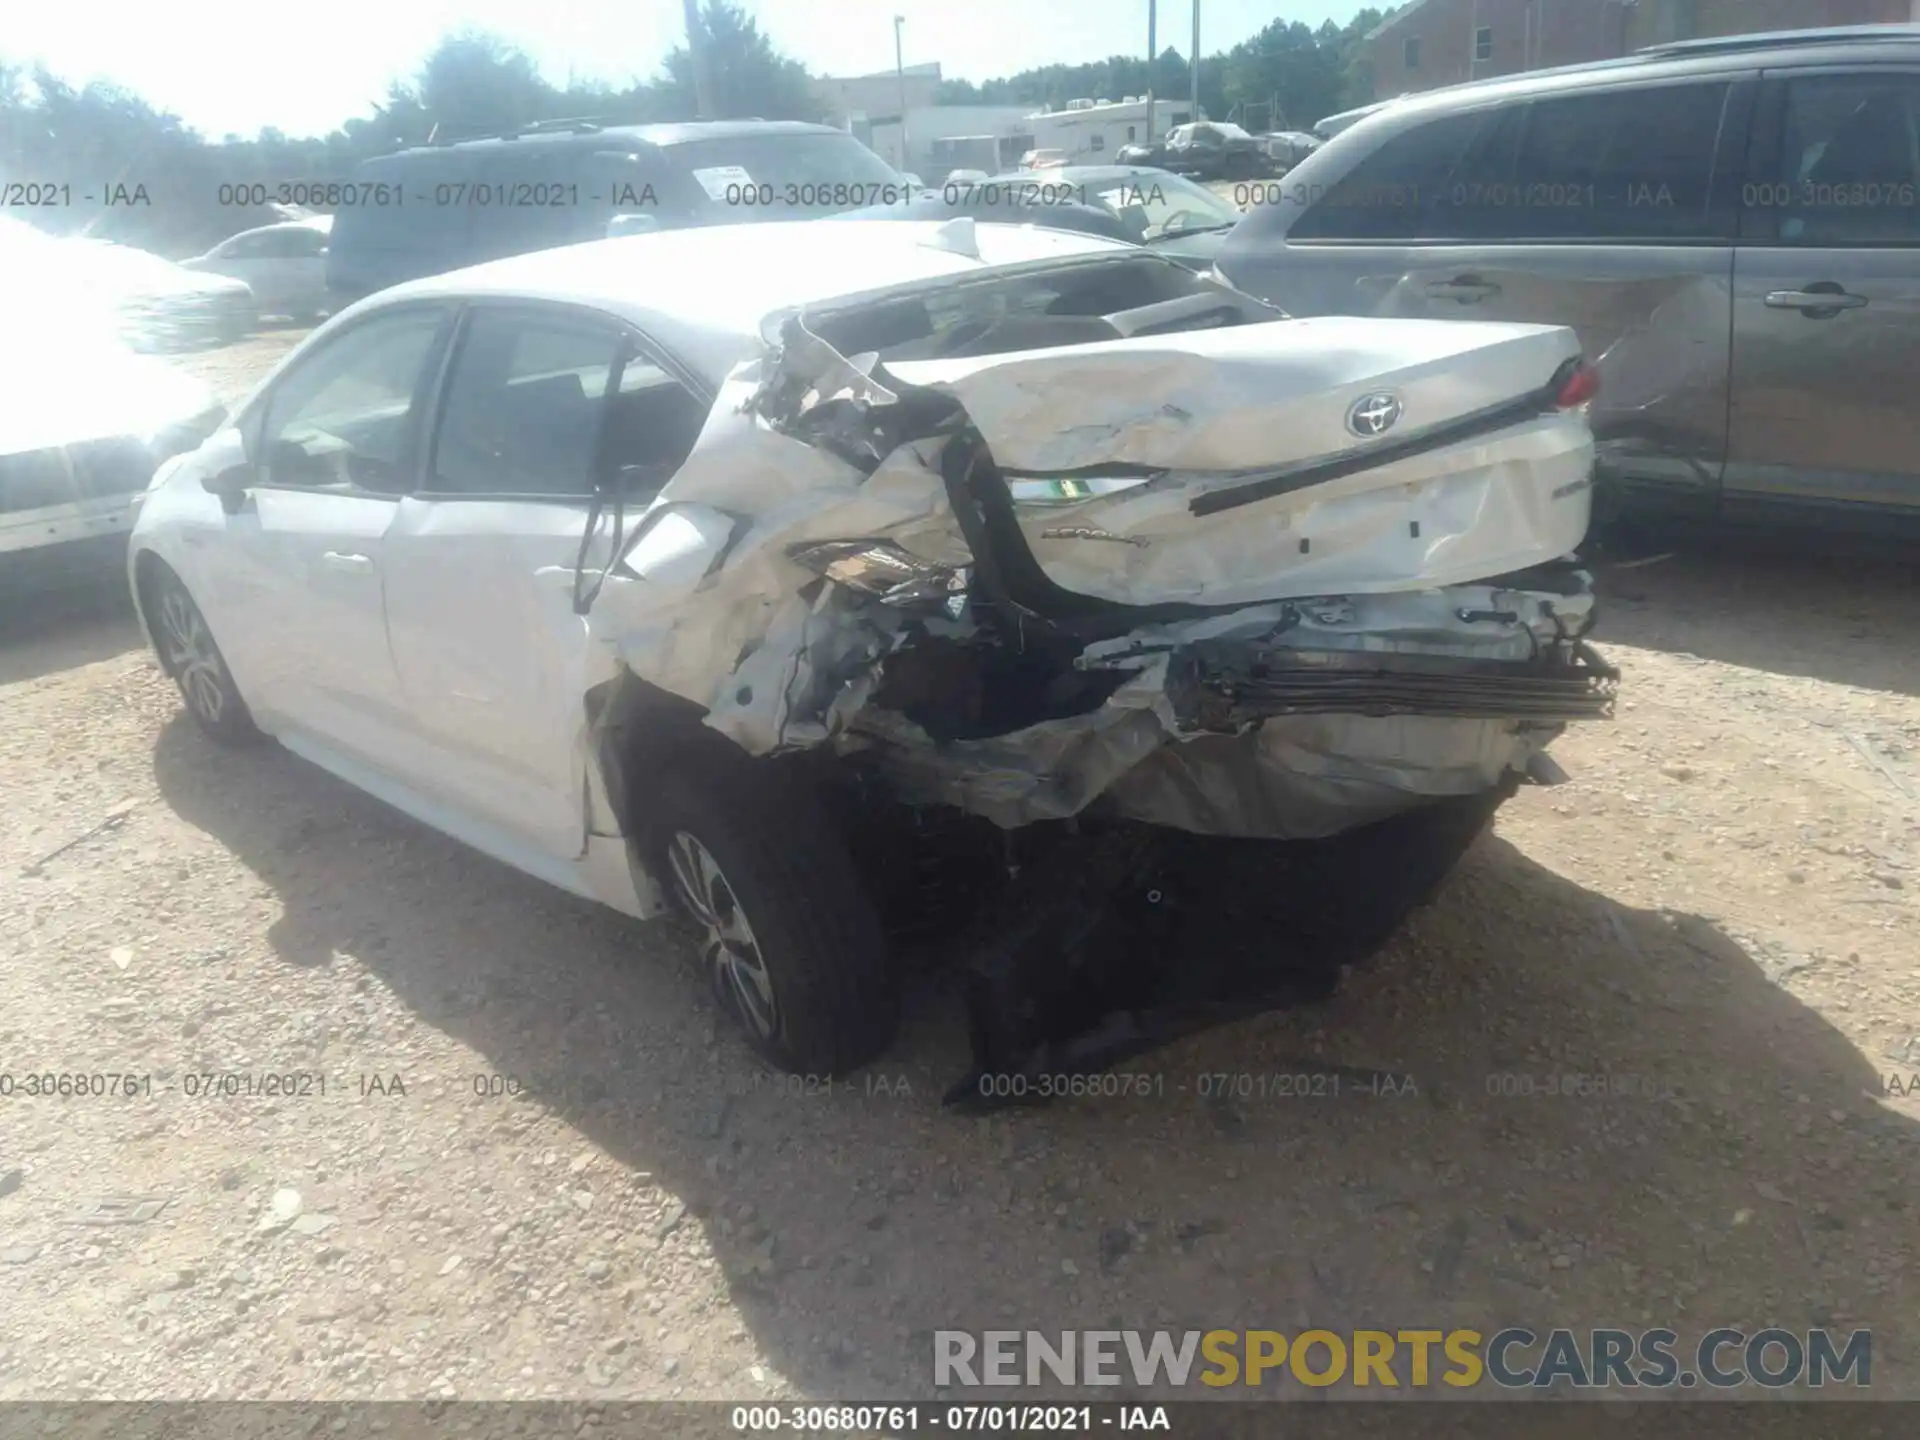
[661,132,907,219]
[808,256,1283,364]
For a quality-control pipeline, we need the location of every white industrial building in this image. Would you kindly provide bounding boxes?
[816,63,1033,183]
[815,65,1202,181]
[864,105,1038,182]
[1024,97,1198,163]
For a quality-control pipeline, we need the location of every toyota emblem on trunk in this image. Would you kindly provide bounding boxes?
[1347,392,1403,438]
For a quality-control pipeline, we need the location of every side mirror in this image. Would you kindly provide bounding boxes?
[606,213,660,239]
[202,460,255,515]
[900,172,925,190]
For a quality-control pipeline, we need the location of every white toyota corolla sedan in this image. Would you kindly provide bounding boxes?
[128,217,1615,1078]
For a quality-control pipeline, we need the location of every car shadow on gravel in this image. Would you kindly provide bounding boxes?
[1592,539,1920,699]
[0,570,144,685]
[151,717,1919,1400]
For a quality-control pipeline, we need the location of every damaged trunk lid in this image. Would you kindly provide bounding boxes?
[882,314,1596,609]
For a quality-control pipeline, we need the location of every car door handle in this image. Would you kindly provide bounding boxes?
[1426,277,1501,303]
[320,550,374,571]
[1765,288,1868,315]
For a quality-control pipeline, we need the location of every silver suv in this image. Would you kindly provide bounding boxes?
[1216,25,1920,540]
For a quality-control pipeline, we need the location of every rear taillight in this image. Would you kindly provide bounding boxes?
[1553,359,1600,409]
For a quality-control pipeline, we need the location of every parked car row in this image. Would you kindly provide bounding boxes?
[846,164,1244,269]
[0,270,225,589]
[1118,122,1317,181]
[181,215,333,321]
[0,217,258,355]
[322,119,918,303]
[3,121,927,591]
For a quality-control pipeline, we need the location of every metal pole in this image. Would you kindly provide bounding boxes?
[682,0,715,119]
[1190,0,1200,120]
[1145,0,1157,142]
[894,15,911,174]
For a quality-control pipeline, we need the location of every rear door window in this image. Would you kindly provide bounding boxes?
[1476,82,1733,241]
[217,231,278,260]
[271,227,328,258]
[581,150,706,229]
[332,154,478,253]
[1291,82,1733,244]
[427,306,710,501]
[660,132,908,219]
[1750,72,1920,245]
[429,308,623,497]
[1289,110,1494,241]
[469,150,599,260]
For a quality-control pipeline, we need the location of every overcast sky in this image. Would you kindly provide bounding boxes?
[8,1,1379,139]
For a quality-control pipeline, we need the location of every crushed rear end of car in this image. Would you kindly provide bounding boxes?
[585,244,1616,1093]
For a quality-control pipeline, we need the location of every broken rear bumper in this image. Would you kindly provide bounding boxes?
[843,571,1611,842]
[1167,636,1619,731]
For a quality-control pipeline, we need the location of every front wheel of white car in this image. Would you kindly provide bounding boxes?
[652,758,897,1076]
[144,563,261,746]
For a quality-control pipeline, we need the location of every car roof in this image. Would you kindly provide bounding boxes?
[362,218,1134,382]
[1341,23,1920,136]
[229,216,333,238]
[990,165,1194,187]
[368,119,849,164]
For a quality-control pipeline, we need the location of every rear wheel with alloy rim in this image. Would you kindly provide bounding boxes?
[668,830,781,1043]
[147,565,260,745]
[652,755,895,1075]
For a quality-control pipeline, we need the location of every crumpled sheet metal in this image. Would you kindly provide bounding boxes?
[606,369,960,753]
[837,633,1558,841]
[1100,713,1554,839]
[599,343,1587,840]
[880,315,1574,475]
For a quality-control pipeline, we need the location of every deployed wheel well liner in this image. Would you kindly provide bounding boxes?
[587,672,724,844]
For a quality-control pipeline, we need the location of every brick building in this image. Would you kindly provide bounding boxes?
[1365,0,1920,98]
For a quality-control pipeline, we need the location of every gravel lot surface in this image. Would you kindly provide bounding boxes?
[0,335,1914,1404]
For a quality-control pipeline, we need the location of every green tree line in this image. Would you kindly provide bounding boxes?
[0,3,1385,256]
[938,12,1386,130]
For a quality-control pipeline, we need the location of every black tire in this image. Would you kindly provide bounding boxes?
[651,754,896,1075]
[144,563,262,746]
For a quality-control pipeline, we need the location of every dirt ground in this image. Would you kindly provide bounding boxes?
[0,334,1915,1404]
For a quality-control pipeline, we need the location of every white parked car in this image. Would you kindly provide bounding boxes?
[2,275,225,586]
[181,216,332,323]
[61,238,258,352]
[0,216,255,354]
[128,218,1614,1077]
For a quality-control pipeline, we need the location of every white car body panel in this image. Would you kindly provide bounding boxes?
[130,455,657,919]
[1,332,218,456]
[130,219,1605,919]
[882,317,1589,605]
[381,496,611,861]
[182,217,333,317]
[199,485,404,758]
[1,493,145,558]
[0,309,221,560]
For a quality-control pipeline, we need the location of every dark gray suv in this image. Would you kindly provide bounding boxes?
[1216,26,1920,540]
